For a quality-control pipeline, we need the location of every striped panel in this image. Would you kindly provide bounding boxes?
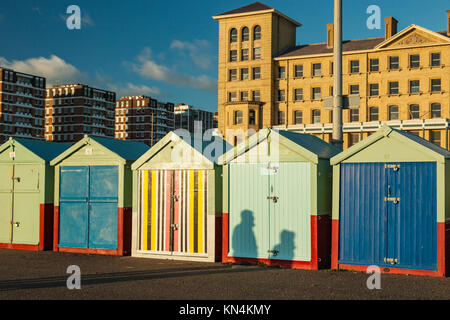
[140,170,207,255]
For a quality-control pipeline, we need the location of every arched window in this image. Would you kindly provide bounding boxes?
[431,103,441,118]
[254,25,261,40]
[242,27,249,42]
[230,28,238,43]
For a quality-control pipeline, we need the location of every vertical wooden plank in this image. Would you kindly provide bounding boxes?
[150,170,157,251]
[142,171,148,251]
[198,170,204,253]
[165,171,171,252]
[189,170,194,253]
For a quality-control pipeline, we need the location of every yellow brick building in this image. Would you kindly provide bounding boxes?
[213,2,450,149]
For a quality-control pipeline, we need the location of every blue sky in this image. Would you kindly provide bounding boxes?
[0,0,449,112]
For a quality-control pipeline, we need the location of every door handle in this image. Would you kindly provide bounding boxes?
[12,177,20,183]
[384,258,398,265]
[385,197,400,204]
[267,250,279,256]
[267,196,279,203]
[171,224,179,230]
[11,222,20,227]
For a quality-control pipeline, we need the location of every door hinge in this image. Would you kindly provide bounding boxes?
[385,197,400,204]
[385,164,400,171]
[384,258,398,265]
[171,224,179,230]
[11,221,20,227]
[267,196,279,203]
[267,250,279,256]
[11,177,20,182]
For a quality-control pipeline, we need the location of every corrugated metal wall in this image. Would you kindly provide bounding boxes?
[339,162,437,271]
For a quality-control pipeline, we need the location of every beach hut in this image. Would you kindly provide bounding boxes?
[0,138,71,250]
[331,125,450,277]
[131,131,230,262]
[50,135,149,256]
[219,128,340,269]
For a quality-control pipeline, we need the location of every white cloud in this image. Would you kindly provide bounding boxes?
[107,83,161,98]
[0,55,87,85]
[126,47,217,91]
[170,39,213,70]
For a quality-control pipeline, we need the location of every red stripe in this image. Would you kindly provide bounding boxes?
[222,213,229,263]
[117,208,124,255]
[121,207,132,256]
[57,247,121,256]
[331,219,339,270]
[338,264,444,278]
[173,171,180,252]
[0,243,40,250]
[225,257,318,270]
[446,222,450,276]
[310,215,318,270]
[437,222,445,276]
[53,206,60,252]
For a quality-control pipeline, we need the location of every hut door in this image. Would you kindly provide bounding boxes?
[141,170,207,255]
[0,165,13,244]
[268,162,311,262]
[384,163,437,270]
[11,164,40,245]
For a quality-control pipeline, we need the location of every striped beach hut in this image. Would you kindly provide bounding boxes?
[131,131,230,262]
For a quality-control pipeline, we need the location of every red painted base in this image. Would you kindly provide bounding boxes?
[53,206,132,256]
[0,203,54,251]
[332,220,449,278]
[221,213,331,270]
[215,216,223,262]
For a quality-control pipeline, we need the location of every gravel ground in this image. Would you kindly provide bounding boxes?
[0,250,448,300]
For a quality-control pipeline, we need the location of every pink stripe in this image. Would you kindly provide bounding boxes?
[165,171,171,251]
[173,170,180,252]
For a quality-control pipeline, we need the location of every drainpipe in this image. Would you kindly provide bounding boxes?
[332,0,343,150]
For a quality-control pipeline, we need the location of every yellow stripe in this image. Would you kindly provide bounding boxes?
[198,171,203,253]
[189,170,194,253]
[142,171,148,251]
[151,171,157,251]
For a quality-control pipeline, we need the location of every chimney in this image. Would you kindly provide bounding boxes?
[327,23,334,48]
[385,17,398,40]
[447,10,450,36]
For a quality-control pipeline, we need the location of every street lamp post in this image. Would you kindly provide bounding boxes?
[332,0,343,150]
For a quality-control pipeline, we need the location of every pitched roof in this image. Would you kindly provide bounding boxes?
[89,136,150,161]
[12,138,72,161]
[277,37,385,58]
[216,2,273,16]
[393,129,450,158]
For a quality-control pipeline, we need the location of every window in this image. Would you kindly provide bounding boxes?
[409,104,420,119]
[241,68,249,81]
[370,59,379,72]
[312,110,321,124]
[253,47,261,60]
[348,133,360,147]
[252,91,260,102]
[389,56,399,70]
[409,55,420,68]
[252,67,261,80]
[369,107,379,121]
[240,91,248,101]
[294,111,303,124]
[431,103,441,118]
[313,63,322,76]
[229,69,237,81]
[389,106,399,120]
[240,49,249,61]
[312,87,321,100]
[230,28,238,43]
[350,85,359,95]
[228,92,237,102]
[294,88,303,101]
[278,66,286,79]
[234,111,243,124]
[277,90,285,102]
[431,79,441,92]
[430,131,441,147]
[369,84,379,96]
[431,53,441,67]
[350,60,360,73]
[230,50,237,62]
[389,81,399,95]
[278,111,285,125]
[242,27,249,42]
[409,80,420,94]
[254,25,261,40]
[294,65,303,77]
[350,109,359,122]
[249,110,256,125]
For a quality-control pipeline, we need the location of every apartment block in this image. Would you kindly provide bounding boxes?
[174,104,217,134]
[45,84,116,142]
[0,67,46,143]
[214,3,450,149]
[115,96,174,146]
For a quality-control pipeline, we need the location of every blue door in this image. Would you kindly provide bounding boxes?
[339,162,437,271]
[59,166,119,250]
